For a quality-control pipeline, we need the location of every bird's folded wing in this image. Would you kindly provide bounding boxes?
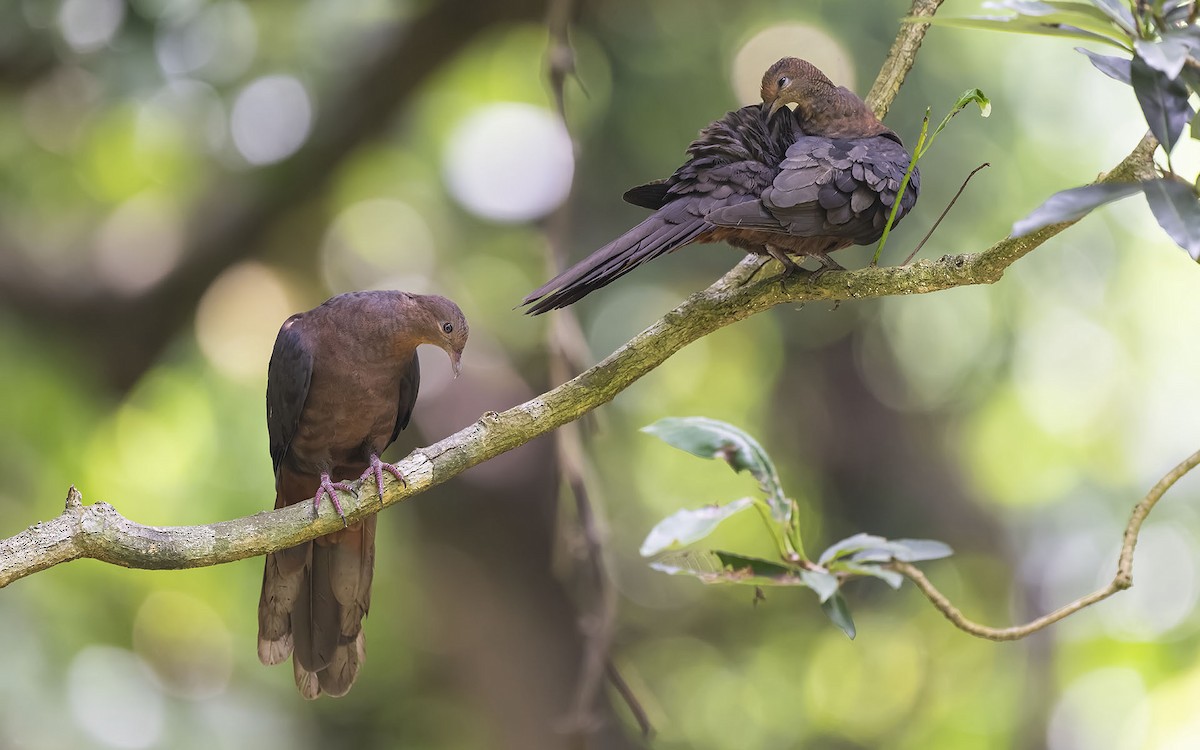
[706,134,918,245]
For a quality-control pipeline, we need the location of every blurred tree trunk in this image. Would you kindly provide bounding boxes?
[413,393,640,750]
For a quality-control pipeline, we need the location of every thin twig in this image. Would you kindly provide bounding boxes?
[605,661,654,738]
[543,0,644,737]
[891,447,1200,641]
[903,162,990,265]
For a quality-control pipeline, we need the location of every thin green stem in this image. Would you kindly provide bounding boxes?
[874,109,930,264]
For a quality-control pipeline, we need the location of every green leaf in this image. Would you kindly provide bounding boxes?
[1045,0,1134,25]
[909,15,1131,50]
[837,562,905,589]
[800,570,840,602]
[1132,56,1192,154]
[821,534,953,571]
[821,592,856,639]
[1075,47,1131,84]
[642,417,789,523]
[888,538,955,562]
[921,89,991,154]
[957,88,992,118]
[985,0,1137,37]
[985,0,1058,14]
[650,550,812,586]
[713,551,803,580]
[1087,0,1136,32]
[1164,0,1193,23]
[1142,178,1200,260]
[1135,37,1191,79]
[1011,181,1144,236]
[639,497,754,556]
[818,532,890,565]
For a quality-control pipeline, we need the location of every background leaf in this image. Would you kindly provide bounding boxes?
[1131,56,1192,153]
[1143,178,1200,259]
[639,497,754,556]
[1012,182,1144,236]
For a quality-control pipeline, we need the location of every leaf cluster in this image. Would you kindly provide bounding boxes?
[639,418,952,639]
[918,0,1200,256]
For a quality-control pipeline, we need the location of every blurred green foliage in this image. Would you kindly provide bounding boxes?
[2,0,1200,748]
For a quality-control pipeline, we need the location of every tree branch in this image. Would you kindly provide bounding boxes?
[543,0,646,735]
[891,446,1200,641]
[867,0,946,120]
[0,2,1158,606]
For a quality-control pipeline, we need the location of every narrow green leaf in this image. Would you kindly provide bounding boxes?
[907,15,1131,49]
[1011,181,1144,236]
[983,0,1136,37]
[1045,0,1134,25]
[1131,56,1192,154]
[821,592,856,639]
[984,0,1057,14]
[926,89,991,147]
[1143,178,1200,259]
[639,497,754,556]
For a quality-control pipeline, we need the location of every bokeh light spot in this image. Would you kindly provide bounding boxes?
[732,24,855,104]
[134,591,233,699]
[1047,667,1148,750]
[147,79,228,154]
[320,198,437,293]
[195,262,295,381]
[58,0,125,54]
[1107,523,1200,639]
[444,103,574,222]
[230,75,312,166]
[93,193,184,295]
[20,66,99,154]
[155,1,258,84]
[68,647,165,749]
[1013,305,1124,436]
